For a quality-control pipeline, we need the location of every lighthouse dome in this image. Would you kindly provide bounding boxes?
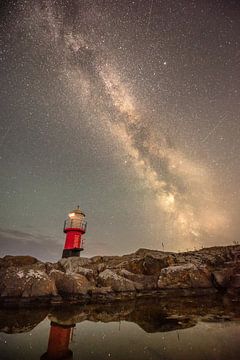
[69,205,85,218]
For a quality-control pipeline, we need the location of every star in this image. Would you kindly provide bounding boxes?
[0,0,239,260]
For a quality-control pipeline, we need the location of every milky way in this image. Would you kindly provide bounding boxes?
[0,0,240,259]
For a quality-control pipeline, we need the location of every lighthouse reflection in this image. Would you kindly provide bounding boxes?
[0,297,240,360]
[39,296,240,360]
[40,298,197,360]
[41,322,75,360]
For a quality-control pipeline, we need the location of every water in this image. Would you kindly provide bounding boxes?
[0,297,240,360]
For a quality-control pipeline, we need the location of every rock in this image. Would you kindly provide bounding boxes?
[1,255,39,267]
[0,245,240,305]
[113,258,144,274]
[229,274,240,288]
[59,257,92,271]
[58,257,95,281]
[91,256,103,264]
[194,246,239,267]
[135,248,165,257]
[98,269,136,292]
[0,267,57,298]
[45,261,63,274]
[212,268,234,289]
[90,286,113,295]
[118,269,158,290]
[0,308,48,333]
[158,264,213,289]
[74,267,95,282]
[97,263,106,273]
[142,254,176,275]
[50,270,92,295]
[227,274,240,296]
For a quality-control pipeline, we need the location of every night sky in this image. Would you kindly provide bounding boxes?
[0,0,240,261]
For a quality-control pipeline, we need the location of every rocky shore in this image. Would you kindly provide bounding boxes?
[0,245,240,306]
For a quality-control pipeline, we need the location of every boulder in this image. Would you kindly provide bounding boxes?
[211,268,234,289]
[73,267,95,282]
[113,258,144,274]
[97,263,106,273]
[1,255,39,267]
[0,267,57,298]
[58,261,95,282]
[142,254,176,275]
[158,263,213,289]
[118,269,158,290]
[98,269,136,292]
[50,269,92,295]
[59,257,92,272]
[58,257,95,281]
[45,261,63,274]
[91,256,104,264]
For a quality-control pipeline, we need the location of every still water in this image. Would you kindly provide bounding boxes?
[0,297,240,360]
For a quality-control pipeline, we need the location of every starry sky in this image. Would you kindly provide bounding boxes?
[0,0,240,261]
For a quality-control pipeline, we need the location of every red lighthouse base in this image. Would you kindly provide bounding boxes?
[62,248,82,258]
[41,322,74,360]
[62,227,84,258]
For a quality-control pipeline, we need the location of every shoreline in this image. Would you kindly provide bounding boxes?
[1,245,239,307]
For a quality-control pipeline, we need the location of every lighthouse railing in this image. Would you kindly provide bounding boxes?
[64,219,87,232]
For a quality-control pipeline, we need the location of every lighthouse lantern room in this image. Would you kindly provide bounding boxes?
[62,206,87,258]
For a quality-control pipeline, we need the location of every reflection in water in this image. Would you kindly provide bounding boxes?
[41,322,74,360]
[0,296,240,360]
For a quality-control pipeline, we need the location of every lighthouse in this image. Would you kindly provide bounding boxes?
[62,206,87,258]
[41,321,74,360]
